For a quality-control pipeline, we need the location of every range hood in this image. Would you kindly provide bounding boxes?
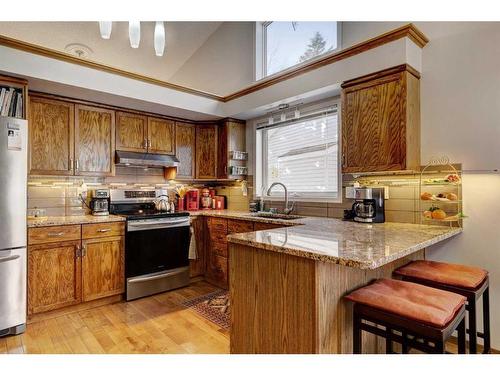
[115,151,179,168]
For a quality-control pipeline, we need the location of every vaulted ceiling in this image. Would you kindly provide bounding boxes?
[0,21,222,85]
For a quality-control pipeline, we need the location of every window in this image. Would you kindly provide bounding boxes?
[256,21,341,79]
[255,105,340,201]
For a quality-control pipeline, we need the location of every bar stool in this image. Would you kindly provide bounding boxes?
[394,260,490,354]
[345,278,467,354]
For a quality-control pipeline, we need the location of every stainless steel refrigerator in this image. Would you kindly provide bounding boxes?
[0,116,27,336]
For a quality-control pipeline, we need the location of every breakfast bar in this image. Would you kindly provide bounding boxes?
[227,218,462,354]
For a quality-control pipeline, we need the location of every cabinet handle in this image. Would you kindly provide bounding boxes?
[342,154,346,167]
[97,229,111,233]
[47,232,64,237]
[75,159,79,171]
[148,139,151,148]
[144,139,148,149]
[75,244,81,258]
[81,244,87,257]
[224,165,227,175]
[70,157,74,171]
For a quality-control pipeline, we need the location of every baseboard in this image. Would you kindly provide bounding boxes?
[27,294,124,324]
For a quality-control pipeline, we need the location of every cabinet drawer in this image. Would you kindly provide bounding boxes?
[228,219,254,234]
[209,230,228,245]
[207,217,227,233]
[28,225,81,245]
[211,240,228,258]
[82,222,125,239]
[253,222,285,231]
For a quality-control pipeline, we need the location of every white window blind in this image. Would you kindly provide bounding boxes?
[256,108,339,199]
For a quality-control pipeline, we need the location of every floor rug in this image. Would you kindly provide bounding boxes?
[182,290,230,330]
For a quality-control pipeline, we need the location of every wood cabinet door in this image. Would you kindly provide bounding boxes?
[148,117,175,154]
[218,120,246,179]
[29,96,74,175]
[342,73,405,173]
[28,241,81,315]
[75,105,115,176]
[189,217,206,278]
[175,122,196,179]
[206,253,228,289]
[115,111,147,152]
[196,124,218,179]
[81,236,125,302]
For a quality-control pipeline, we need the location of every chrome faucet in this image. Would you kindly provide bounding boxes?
[266,182,295,215]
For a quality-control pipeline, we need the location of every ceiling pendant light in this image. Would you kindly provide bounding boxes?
[129,21,141,48]
[98,21,112,39]
[154,21,166,57]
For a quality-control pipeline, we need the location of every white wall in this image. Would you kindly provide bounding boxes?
[169,22,255,96]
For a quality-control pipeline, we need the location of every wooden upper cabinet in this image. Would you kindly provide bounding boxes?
[196,124,218,179]
[341,64,420,173]
[81,236,124,302]
[148,117,175,154]
[175,122,196,179]
[217,119,246,179]
[28,240,82,315]
[115,111,147,152]
[75,105,115,176]
[29,96,74,175]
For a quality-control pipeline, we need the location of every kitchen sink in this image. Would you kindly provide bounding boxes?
[249,212,305,220]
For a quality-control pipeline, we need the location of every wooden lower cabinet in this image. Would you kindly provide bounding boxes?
[206,254,229,289]
[28,240,82,315]
[81,236,124,302]
[189,216,206,278]
[28,223,125,316]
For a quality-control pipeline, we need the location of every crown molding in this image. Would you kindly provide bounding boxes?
[0,23,428,104]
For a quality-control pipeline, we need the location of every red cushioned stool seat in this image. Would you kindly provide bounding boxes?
[394,260,491,354]
[345,278,467,354]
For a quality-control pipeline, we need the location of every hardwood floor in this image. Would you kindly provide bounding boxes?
[0,281,229,354]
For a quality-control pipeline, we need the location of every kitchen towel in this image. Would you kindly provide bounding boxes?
[189,226,197,260]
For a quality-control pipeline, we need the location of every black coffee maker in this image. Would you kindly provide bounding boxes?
[352,187,385,223]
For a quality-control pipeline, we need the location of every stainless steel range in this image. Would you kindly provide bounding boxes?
[110,189,191,301]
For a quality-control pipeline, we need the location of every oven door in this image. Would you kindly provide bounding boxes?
[125,217,190,278]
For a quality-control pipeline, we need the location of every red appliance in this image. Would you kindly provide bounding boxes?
[186,189,199,211]
[214,196,225,210]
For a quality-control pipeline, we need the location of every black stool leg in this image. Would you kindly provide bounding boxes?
[353,311,362,354]
[434,341,445,354]
[483,287,491,354]
[468,299,478,354]
[401,330,409,354]
[457,317,466,354]
[386,328,393,354]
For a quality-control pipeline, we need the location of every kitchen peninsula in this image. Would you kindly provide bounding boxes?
[225,215,462,354]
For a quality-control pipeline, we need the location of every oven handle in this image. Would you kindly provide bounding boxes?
[127,219,190,232]
[128,268,187,283]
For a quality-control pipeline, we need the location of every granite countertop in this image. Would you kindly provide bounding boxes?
[193,210,463,269]
[28,210,462,269]
[27,214,126,228]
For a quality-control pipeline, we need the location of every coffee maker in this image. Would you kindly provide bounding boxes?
[352,187,385,223]
[90,189,110,216]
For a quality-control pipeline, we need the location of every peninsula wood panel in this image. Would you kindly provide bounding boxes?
[75,105,115,176]
[81,236,125,302]
[230,244,316,353]
[229,241,424,354]
[195,124,218,179]
[175,122,196,179]
[147,117,175,154]
[28,240,82,315]
[341,65,420,173]
[115,111,147,152]
[28,96,74,175]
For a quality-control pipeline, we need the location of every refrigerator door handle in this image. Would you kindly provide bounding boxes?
[0,254,20,263]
